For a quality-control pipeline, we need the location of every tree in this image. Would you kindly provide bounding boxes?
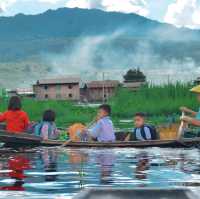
[123,68,146,83]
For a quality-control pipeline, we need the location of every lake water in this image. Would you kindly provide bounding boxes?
[0,147,200,199]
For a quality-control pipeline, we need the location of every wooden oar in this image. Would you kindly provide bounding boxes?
[61,139,72,147]
[61,119,96,147]
[177,111,185,140]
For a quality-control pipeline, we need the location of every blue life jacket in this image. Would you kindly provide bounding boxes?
[34,121,53,138]
[130,124,157,141]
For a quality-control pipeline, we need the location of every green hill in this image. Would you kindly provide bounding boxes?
[0,8,200,88]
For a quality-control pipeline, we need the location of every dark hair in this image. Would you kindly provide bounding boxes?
[43,110,56,122]
[135,112,146,118]
[8,96,22,111]
[99,104,111,115]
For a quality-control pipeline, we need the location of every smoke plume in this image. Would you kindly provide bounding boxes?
[40,29,200,85]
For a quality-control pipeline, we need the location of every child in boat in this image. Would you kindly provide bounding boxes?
[125,112,157,141]
[180,85,200,126]
[0,96,29,133]
[34,110,59,140]
[84,104,116,142]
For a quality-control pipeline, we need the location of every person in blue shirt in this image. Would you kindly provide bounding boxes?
[125,112,157,141]
[86,104,116,142]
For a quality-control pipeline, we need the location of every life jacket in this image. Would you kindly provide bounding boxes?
[28,121,57,139]
[34,122,46,136]
[130,125,158,141]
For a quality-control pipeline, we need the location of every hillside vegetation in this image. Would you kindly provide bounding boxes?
[0,8,200,88]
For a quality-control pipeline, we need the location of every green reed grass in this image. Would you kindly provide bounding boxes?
[0,98,96,127]
[110,83,198,126]
[0,83,198,128]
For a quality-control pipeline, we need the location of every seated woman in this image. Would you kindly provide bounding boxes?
[125,112,157,141]
[180,85,200,127]
[34,110,59,140]
[0,96,29,133]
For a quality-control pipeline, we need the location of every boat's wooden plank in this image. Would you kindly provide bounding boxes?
[0,130,42,147]
[41,140,64,146]
[39,140,178,148]
[0,130,200,148]
[43,139,179,147]
[0,130,41,141]
[62,140,178,148]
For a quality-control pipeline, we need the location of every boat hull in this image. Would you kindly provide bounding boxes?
[0,130,199,148]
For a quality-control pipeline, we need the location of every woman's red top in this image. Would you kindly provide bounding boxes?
[0,110,29,133]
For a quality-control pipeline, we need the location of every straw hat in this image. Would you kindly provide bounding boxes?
[190,85,200,93]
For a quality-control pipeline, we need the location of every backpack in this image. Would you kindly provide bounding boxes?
[131,124,158,141]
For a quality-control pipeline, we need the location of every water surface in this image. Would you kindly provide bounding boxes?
[0,147,200,199]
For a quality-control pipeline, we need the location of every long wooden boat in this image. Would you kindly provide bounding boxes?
[0,130,200,148]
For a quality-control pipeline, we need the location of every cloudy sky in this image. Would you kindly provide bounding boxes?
[0,0,200,29]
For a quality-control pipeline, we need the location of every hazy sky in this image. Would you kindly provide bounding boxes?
[0,0,200,29]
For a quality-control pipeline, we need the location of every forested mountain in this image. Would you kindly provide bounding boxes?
[0,8,199,88]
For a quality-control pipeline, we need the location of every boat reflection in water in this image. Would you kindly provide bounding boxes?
[0,148,199,198]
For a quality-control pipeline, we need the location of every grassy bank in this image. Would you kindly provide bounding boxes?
[111,83,198,116]
[0,98,96,127]
[110,83,198,127]
[0,83,198,128]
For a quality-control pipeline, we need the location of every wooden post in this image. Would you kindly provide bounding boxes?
[102,72,105,103]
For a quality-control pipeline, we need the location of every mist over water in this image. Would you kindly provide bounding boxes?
[41,30,200,85]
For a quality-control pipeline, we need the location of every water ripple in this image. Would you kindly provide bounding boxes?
[0,147,200,198]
